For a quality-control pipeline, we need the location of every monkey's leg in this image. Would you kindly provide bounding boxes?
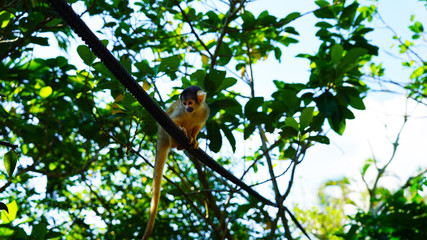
[188,126,201,149]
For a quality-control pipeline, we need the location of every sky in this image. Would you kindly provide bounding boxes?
[30,0,427,213]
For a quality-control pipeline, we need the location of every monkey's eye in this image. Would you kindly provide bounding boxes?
[188,100,194,105]
[183,102,187,106]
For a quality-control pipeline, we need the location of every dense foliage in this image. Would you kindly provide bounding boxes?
[0,0,426,239]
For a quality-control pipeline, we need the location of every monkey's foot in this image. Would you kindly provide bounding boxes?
[188,138,199,149]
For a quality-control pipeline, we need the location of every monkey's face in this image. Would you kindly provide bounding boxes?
[180,86,206,113]
[181,99,197,113]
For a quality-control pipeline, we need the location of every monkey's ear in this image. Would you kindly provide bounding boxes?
[197,90,206,103]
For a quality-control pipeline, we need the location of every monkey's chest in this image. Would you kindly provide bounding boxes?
[175,113,204,130]
[180,117,201,129]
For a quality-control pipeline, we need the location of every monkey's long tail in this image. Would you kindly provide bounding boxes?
[142,144,169,240]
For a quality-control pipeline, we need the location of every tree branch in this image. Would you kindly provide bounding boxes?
[0,141,18,150]
[209,0,245,71]
[368,107,409,212]
[172,0,213,58]
[377,10,425,64]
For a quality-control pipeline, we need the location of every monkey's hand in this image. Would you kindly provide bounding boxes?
[176,126,188,150]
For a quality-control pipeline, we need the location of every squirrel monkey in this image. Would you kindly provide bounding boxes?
[142,86,210,240]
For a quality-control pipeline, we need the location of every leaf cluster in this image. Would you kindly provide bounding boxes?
[342,178,427,239]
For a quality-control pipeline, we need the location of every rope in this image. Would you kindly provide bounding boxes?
[46,0,278,208]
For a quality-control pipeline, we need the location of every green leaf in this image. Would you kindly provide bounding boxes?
[274,47,282,61]
[300,107,315,130]
[211,97,242,116]
[46,230,62,239]
[257,10,276,26]
[315,0,330,8]
[31,221,48,239]
[13,228,28,238]
[285,117,299,131]
[135,60,154,75]
[354,5,376,25]
[271,85,301,116]
[39,86,52,98]
[353,98,366,111]
[328,114,346,135]
[349,95,365,110]
[315,92,346,135]
[158,55,181,72]
[205,69,226,93]
[244,124,256,139]
[307,135,330,144]
[181,77,192,88]
[93,62,116,80]
[315,21,334,28]
[362,159,372,177]
[77,45,96,66]
[284,146,296,159]
[241,11,256,28]
[409,21,424,33]
[314,1,336,19]
[190,70,207,87]
[410,67,425,79]
[281,126,298,138]
[217,77,237,91]
[205,11,220,26]
[331,44,343,65]
[4,150,18,177]
[0,11,14,28]
[246,109,268,125]
[217,43,232,66]
[282,12,301,24]
[284,27,299,35]
[339,48,368,71]
[120,55,132,73]
[316,28,332,40]
[220,123,236,152]
[0,105,10,118]
[315,91,336,117]
[244,97,264,115]
[339,2,358,29]
[206,120,222,152]
[32,36,49,46]
[0,227,14,236]
[342,87,366,110]
[1,201,17,224]
[101,39,109,46]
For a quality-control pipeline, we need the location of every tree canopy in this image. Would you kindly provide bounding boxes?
[0,0,426,239]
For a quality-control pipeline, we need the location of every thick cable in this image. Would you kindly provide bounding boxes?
[47,0,278,208]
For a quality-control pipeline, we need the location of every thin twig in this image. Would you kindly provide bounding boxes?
[376,11,425,64]
[368,101,409,212]
[172,0,212,58]
[0,141,18,150]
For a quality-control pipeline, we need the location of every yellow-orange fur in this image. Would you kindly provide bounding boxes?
[142,86,209,240]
